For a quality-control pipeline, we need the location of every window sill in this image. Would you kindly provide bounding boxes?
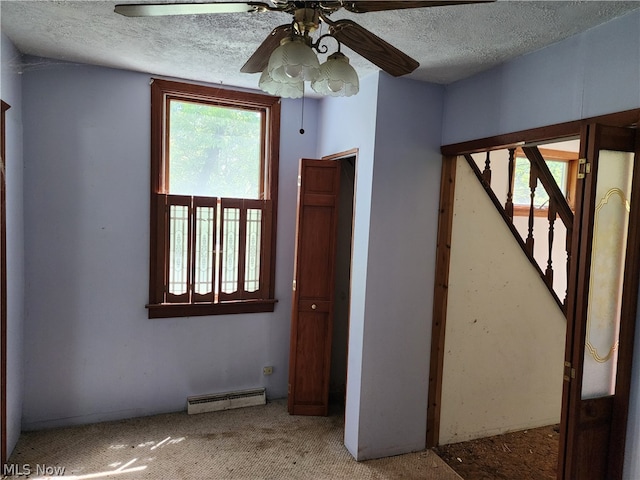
[146,299,277,319]
[513,205,552,218]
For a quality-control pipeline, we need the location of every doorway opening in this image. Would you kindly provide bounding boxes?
[432,146,568,479]
[429,109,640,480]
[329,155,355,410]
[435,138,578,479]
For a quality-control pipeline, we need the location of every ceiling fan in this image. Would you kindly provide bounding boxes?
[115,1,495,97]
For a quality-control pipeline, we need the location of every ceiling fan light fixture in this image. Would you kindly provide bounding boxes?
[258,69,304,99]
[311,52,359,97]
[267,36,320,83]
[115,0,471,99]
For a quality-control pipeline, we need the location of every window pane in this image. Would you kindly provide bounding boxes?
[245,209,262,293]
[168,205,189,296]
[221,208,240,294]
[168,100,262,199]
[194,206,215,296]
[581,150,633,399]
[513,158,568,207]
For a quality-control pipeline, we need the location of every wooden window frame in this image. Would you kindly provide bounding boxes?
[513,147,578,217]
[148,79,280,319]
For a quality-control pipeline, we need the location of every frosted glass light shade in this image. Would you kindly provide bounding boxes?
[258,69,304,99]
[311,52,359,97]
[268,37,320,84]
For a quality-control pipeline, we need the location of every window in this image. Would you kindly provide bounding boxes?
[513,147,578,216]
[148,79,280,318]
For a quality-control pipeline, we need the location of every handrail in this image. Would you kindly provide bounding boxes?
[521,146,574,229]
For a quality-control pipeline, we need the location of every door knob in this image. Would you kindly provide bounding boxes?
[311,304,317,310]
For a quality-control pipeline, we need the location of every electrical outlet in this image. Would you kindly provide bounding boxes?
[263,366,273,376]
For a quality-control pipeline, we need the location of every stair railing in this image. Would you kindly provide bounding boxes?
[464,145,574,312]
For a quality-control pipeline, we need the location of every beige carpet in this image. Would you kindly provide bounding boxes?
[5,400,462,480]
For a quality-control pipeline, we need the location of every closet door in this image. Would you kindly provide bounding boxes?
[288,159,340,416]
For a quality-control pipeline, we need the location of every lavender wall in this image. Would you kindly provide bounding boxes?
[0,33,24,459]
[442,9,640,145]
[317,72,444,460]
[441,9,640,479]
[317,72,379,459]
[20,59,318,430]
[357,73,442,459]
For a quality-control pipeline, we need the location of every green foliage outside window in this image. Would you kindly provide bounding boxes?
[513,158,568,208]
[168,100,262,199]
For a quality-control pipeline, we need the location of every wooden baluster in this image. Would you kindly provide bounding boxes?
[546,196,556,288]
[526,162,537,255]
[564,225,572,312]
[482,151,492,185]
[505,148,515,221]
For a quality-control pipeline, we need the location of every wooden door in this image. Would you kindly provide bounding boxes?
[559,124,640,479]
[288,159,340,415]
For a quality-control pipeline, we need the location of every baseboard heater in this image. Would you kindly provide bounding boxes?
[187,388,266,415]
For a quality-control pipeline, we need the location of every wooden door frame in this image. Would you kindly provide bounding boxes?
[426,154,457,447]
[427,109,640,468]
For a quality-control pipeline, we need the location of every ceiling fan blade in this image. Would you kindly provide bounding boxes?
[241,24,292,73]
[342,1,495,13]
[114,2,271,17]
[329,19,418,77]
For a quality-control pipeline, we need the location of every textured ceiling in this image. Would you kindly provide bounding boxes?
[2,1,640,92]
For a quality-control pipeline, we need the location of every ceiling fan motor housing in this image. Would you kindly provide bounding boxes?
[293,8,321,35]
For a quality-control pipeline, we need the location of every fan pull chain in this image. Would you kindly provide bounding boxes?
[299,84,305,135]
